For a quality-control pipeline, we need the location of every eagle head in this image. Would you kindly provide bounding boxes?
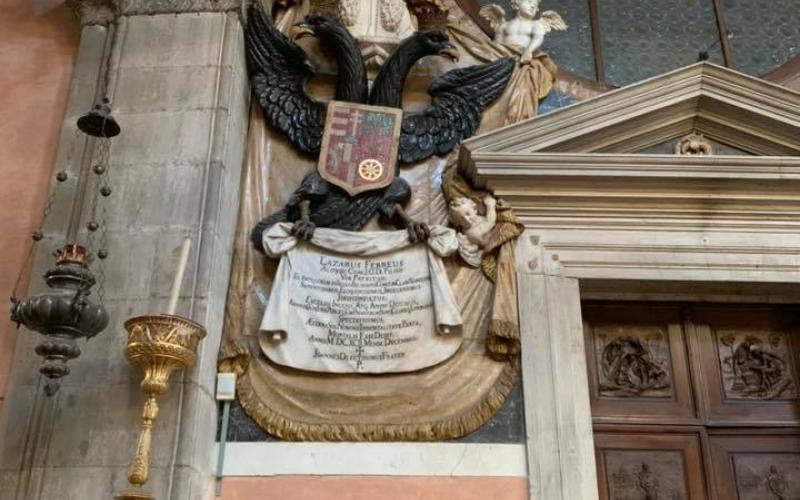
[414,31,460,62]
[292,14,342,41]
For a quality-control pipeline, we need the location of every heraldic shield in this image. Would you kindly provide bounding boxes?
[318,101,403,196]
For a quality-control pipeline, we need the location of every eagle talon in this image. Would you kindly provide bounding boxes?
[291,220,316,240]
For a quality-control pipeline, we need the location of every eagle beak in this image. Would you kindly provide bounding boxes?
[291,23,315,41]
[439,45,460,62]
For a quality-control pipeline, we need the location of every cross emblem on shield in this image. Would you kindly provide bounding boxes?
[318,101,403,196]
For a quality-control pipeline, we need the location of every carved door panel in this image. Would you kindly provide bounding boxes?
[708,432,800,500]
[584,304,697,424]
[688,306,800,425]
[594,431,708,500]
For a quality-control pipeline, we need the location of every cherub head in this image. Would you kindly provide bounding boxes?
[511,0,539,19]
[448,197,479,229]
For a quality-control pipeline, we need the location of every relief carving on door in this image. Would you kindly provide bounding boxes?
[732,454,800,500]
[604,450,688,500]
[595,327,673,398]
[716,329,798,400]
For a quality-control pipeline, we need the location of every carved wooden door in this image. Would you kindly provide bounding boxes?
[584,303,800,500]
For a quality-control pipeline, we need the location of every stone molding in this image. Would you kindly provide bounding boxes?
[68,0,243,24]
[218,443,526,477]
[461,62,800,158]
[465,153,800,231]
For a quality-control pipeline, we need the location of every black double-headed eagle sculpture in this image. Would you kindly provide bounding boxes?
[247,1,514,250]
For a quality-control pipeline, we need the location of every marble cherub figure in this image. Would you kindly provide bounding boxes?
[448,195,497,267]
[479,0,567,63]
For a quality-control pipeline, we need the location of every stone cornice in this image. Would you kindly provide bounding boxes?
[466,154,800,233]
[68,0,243,24]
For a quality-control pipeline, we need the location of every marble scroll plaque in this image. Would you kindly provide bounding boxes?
[260,223,464,373]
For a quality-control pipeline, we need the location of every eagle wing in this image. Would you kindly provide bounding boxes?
[246,2,326,155]
[398,57,515,164]
[540,11,568,33]
[478,4,506,32]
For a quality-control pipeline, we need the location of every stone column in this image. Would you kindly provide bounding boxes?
[516,233,598,500]
[0,2,248,499]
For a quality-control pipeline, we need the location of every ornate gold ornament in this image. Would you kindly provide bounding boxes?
[114,314,206,500]
[357,159,384,181]
[407,0,449,32]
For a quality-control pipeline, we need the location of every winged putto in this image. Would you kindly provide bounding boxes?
[246,0,515,250]
[480,0,566,63]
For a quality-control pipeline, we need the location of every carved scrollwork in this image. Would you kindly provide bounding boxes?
[766,465,788,500]
[337,0,360,26]
[380,0,405,32]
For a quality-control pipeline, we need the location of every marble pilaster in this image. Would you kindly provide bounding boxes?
[0,8,248,500]
[515,236,598,500]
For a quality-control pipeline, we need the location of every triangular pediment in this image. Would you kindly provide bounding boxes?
[463,62,800,158]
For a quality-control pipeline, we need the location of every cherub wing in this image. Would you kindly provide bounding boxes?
[539,10,568,33]
[398,57,515,164]
[246,1,326,155]
[478,4,506,32]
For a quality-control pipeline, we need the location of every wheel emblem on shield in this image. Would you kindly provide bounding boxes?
[358,159,384,181]
[318,101,403,196]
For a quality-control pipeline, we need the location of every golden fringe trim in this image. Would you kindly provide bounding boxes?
[232,358,519,441]
[487,320,521,361]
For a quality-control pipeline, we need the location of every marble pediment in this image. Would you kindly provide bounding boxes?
[458,62,800,233]
[462,62,800,160]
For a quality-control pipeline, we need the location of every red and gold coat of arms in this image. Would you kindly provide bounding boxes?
[318,101,403,196]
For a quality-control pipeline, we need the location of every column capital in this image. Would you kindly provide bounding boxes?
[69,0,244,23]
[119,0,243,16]
[67,0,118,26]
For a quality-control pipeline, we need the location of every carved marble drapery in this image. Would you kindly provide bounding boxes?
[216,0,528,440]
[218,103,519,440]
